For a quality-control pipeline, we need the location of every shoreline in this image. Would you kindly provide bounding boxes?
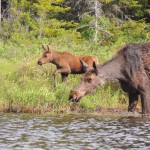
[0,103,142,117]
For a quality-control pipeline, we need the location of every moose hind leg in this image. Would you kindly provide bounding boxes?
[128,92,139,112]
[61,74,68,83]
[53,74,57,88]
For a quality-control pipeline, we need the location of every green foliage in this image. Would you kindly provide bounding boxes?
[103,0,150,19]
[77,14,95,40]
[0,0,149,114]
[0,39,128,114]
[78,12,150,44]
[1,0,78,44]
[1,0,150,44]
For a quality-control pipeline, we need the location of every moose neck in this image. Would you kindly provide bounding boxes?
[98,55,124,81]
[51,50,61,64]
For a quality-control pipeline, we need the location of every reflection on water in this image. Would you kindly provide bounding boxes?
[0,113,150,150]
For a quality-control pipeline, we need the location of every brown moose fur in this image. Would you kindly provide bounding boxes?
[69,42,150,115]
[38,45,99,87]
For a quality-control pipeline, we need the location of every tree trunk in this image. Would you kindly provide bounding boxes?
[94,0,98,43]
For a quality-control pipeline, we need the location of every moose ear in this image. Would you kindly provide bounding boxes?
[42,44,47,51]
[47,45,52,53]
[93,61,98,75]
[80,60,89,72]
[93,61,97,70]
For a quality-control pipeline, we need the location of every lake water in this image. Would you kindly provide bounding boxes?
[0,113,150,150]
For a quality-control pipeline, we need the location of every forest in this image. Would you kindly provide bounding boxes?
[0,0,150,114]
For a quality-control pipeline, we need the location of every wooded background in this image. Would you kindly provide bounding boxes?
[1,0,150,45]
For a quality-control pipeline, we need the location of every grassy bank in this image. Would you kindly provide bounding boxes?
[0,39,138,114]
[1,0,149,115]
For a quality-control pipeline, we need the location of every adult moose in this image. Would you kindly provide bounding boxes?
[69,42,150,115]
[38,45,99,87]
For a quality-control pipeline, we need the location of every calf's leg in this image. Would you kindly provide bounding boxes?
[61,74,68,83]
[53,68,71,87]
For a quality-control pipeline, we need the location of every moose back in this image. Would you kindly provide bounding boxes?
[38,45,99,87]
[69,42,150,115]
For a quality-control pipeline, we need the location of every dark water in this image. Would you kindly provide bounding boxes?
[0,113,150,150]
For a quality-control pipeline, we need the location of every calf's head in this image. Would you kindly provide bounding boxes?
[69,61,101,102]
[38,45,53,65]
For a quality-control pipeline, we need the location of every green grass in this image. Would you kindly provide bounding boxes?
[0,39,129,114]
[0,59,14,74]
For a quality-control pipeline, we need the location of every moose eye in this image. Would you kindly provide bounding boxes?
[87,78,92,83]
[44,55,47,58]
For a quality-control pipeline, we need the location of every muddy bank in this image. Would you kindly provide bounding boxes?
[0,102,142,117]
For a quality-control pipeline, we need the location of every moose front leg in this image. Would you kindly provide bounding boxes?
[53,68,70,87]
[119,80,139,112]
[137,78,150,115]
[128,92,139,112]
[140,91,150,115]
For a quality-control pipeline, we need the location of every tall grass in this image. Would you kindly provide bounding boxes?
[0,39,128,114]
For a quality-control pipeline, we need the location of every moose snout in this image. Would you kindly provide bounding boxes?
[69,91,81,102]
[38,60,42,66]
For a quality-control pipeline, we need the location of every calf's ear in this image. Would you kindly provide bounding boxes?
[41,44,52,52]
[42,44,46,51]
[80,60,89,72]
[47,45,52,53]
[42,44,50,52]
[42,44,45,50]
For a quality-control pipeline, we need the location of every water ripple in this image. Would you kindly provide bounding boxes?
[0,114,150,149]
